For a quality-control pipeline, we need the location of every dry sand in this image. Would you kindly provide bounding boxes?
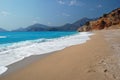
[0,29,120,80]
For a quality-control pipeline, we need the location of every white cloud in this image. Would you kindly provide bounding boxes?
[69,0,77,6]
[57,0,85,7]
[0,11,10,16]
[57,0,65,5]
[97,4,102,8]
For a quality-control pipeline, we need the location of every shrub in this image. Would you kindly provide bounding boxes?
[99,20,106,29]
[117,10,120,14]
[85,21,90,26]
[111,13,115,17]
[103,14,108,18]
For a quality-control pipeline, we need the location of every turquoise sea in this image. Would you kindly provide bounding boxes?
[0,31,77,44]
[0,31,93,75]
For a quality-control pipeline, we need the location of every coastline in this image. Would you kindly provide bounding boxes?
[1,53,52,77]
[0,31,92,76]
[0,29,120,80]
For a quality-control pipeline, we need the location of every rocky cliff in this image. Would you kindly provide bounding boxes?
[78,8,120,32]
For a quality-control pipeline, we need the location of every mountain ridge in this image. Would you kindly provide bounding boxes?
[13,17,95,31]
[0,28,7,32]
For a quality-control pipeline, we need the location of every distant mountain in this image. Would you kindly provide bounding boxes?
[78,8,120,32]
[13,17,96,31]
[0,28,7,32]
[59,23,77,31]
[48,23,78,31]
[50,17,96,31]
[12,27,26,32]
[73,17,95,26]
[25,24,50,31]
[12,24,50,32]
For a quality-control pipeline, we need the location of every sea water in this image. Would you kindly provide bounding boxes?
[0,31,93,75]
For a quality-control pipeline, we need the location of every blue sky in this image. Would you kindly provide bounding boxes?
[0,0,120,30]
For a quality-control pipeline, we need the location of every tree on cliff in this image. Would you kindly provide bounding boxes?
[103,14,108,18]
[85,21,90,26]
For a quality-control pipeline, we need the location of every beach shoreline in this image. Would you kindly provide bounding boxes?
[0,53,52,77]
[0,29,120,80]
[0,32,93,77]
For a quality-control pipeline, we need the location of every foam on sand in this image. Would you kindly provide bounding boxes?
[0,66,7,75]
[0,32,93,75]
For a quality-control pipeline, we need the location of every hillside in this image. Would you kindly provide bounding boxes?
[78,8,120,32]
[0,28,7,32]
[13,18,95,31]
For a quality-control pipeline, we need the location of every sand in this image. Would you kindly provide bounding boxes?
[0,29,120,80]
[1,53,52,77]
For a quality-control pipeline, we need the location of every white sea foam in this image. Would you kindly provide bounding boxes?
[0,32,93,75]
[0,36,7,38]
[0,66,7,75]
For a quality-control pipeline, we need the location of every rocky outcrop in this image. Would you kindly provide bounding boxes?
[78,8,120,32]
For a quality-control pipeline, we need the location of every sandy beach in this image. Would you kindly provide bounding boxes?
[0,29,120,80]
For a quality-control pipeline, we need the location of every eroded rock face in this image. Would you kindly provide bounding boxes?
[78,8,120,32]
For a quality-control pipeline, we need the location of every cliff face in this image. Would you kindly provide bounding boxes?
[78,8,120,32]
